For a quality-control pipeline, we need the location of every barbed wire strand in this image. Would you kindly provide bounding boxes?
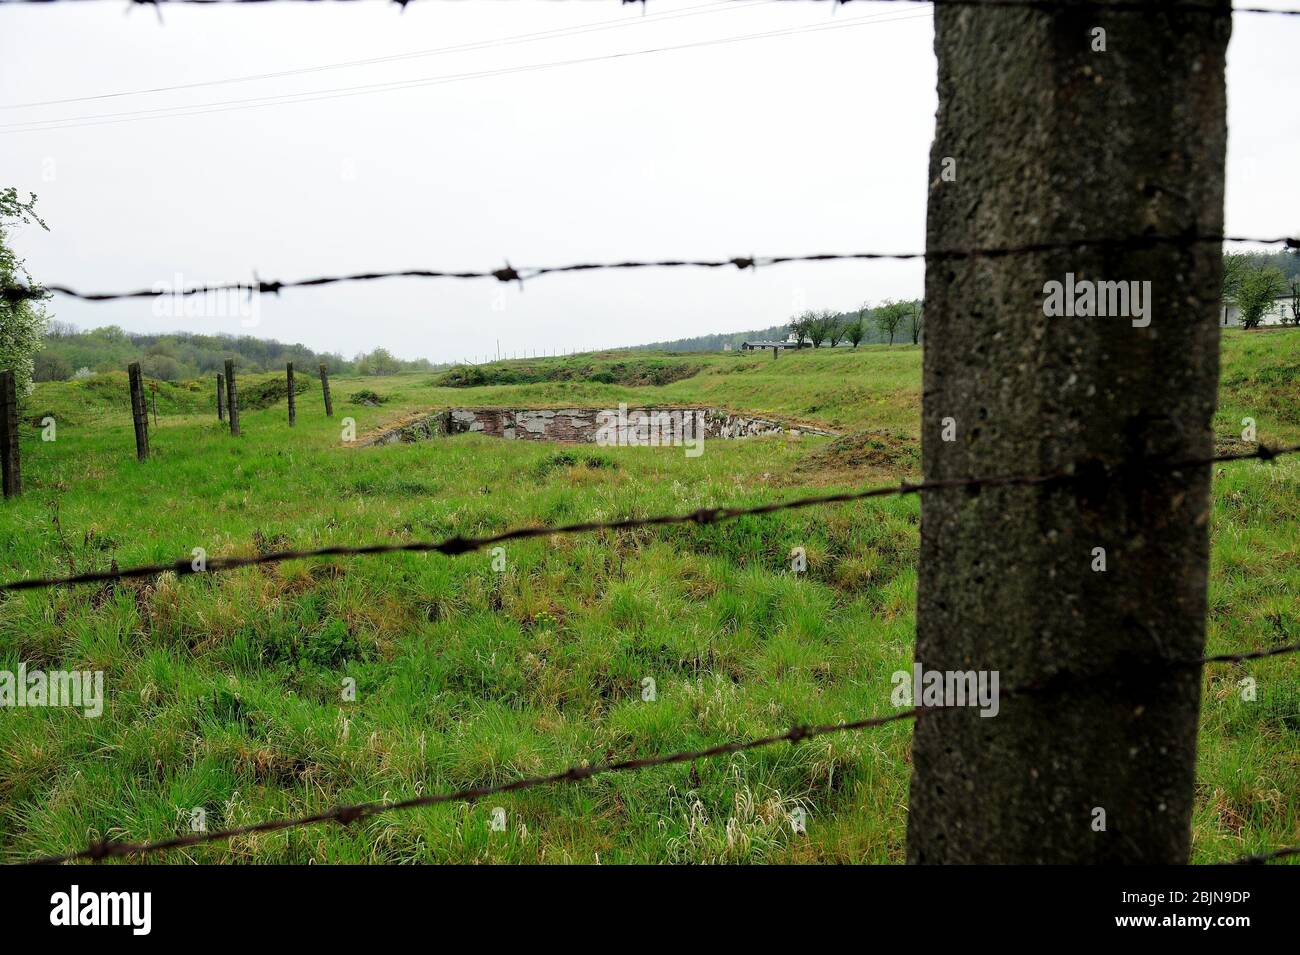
[2,443,1296,594]
[2,0,1298,16]
[1225,845,1300,865]
[3,233,1297,304]
[25,639,1300,864]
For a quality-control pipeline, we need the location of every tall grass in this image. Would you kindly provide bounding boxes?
[0,332,1295,862]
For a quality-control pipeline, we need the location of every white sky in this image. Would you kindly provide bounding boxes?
[1,1,1297,364]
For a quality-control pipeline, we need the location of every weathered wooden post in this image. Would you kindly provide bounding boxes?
[224,359,240,437]
[0,369,21,498]
[216,373,225,422]
[128,362,149,461]
[286,362,296,427]
[907,2,1230,864]
[319,362,333,418]
[772,346,778,360]
[150,380,158,427]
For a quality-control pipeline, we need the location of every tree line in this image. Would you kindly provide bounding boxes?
[787,300,924,348]
[33,324,443,384]
[629,301,925,353]
[628,323,792,353]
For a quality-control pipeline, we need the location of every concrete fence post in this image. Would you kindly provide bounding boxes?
[907,1,1231,864]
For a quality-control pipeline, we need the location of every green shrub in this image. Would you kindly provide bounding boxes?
[348,389,388,406]
[531,450,617,479]
[240,375,311,411]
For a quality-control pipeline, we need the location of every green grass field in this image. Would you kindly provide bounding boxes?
[1,331,1297,863]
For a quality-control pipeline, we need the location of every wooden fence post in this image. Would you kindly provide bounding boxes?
[224,359,240,437]
[286,362,296,427]
[217,373,225,421]
[907,2,1230,864]
[150,380,158,427]
[128,362,149,461]
[319,363,333,418]
[0,369,20,498]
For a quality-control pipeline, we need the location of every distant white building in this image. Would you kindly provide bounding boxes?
[1220,291,1295,327]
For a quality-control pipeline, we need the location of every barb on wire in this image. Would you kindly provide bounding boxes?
[1201,643,1300,664]
[26,639,1300,864]
[3,233,1296,304]
[2,443,1295,594]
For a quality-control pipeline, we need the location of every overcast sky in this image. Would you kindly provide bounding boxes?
[1,1,1297,364]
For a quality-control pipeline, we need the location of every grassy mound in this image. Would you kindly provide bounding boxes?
[435,355,701,389]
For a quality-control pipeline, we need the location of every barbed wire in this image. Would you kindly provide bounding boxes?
[26,708,922,863]
[3,233,1297,304]
[1202,642,1300,664]
[1,0,1298,16]
[1225,845,1300,864]
[25,639,1299,864]
[2,443,1295,594]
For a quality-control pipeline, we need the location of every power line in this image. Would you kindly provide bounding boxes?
[4,232,1296,303]
[0,0,755,110]
[2,443,1295,594]
[0,8,932,132]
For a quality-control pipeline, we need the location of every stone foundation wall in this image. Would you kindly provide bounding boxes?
[361,415,440,447]
[444,407,835,443]
[360,407,834,447]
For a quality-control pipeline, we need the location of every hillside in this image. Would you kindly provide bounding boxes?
[34,324,441,384]
[625,309,910,353]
